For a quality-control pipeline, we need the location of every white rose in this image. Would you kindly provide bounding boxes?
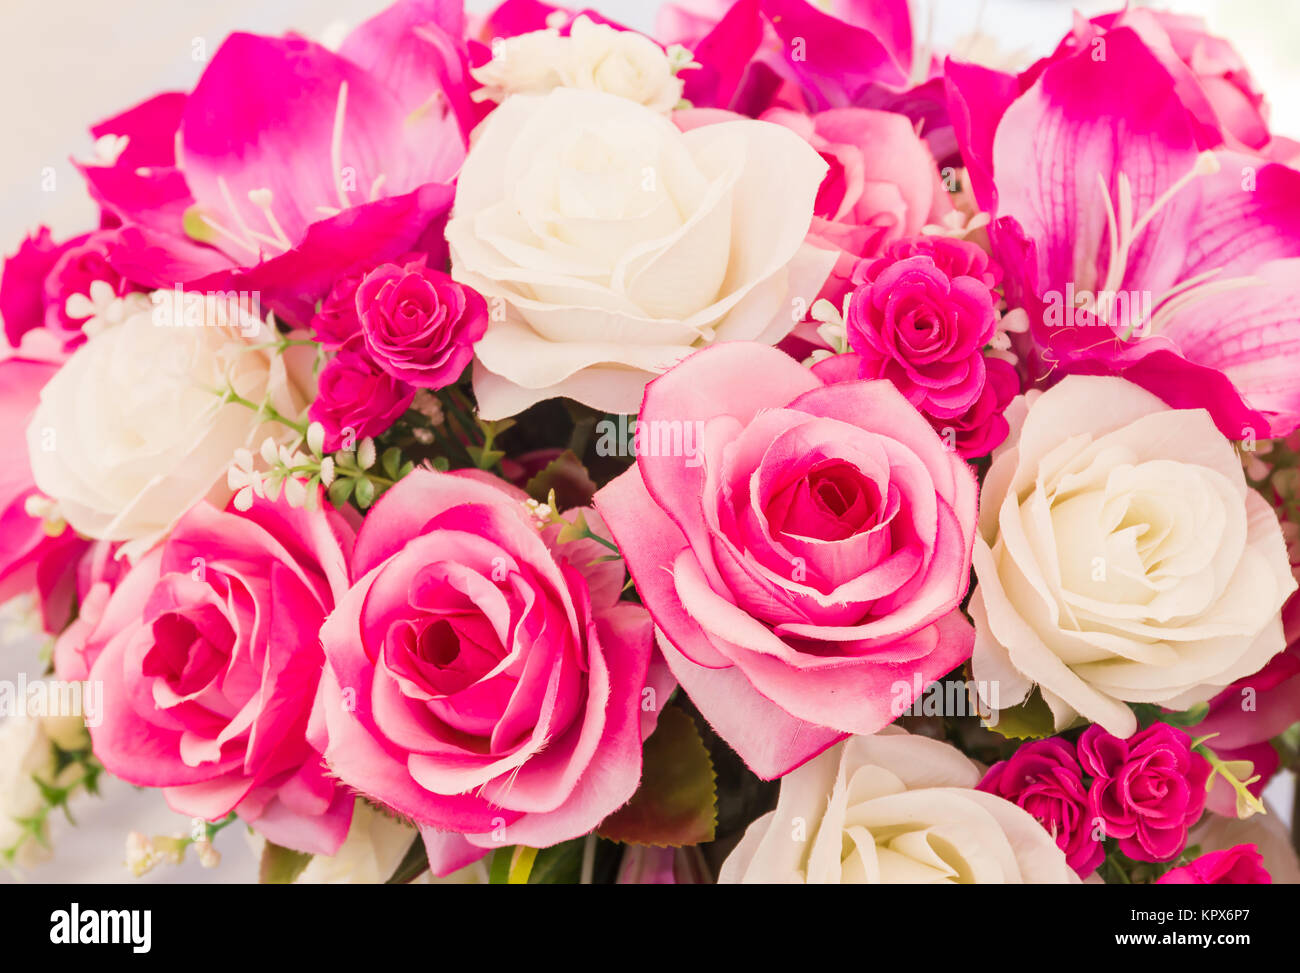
[447,87,835,418]
[472,16,685,113]
[280,801,488,884]
[26,294,310,557]
[719,730,1077,884]
[971,375,1295,738]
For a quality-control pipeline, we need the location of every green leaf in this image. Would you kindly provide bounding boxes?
[384,837,430,884]
[526,839,585,884]
[327,477,355,508]
[381,447,403,481]
[488,846,512,884]
[259,841,312,884]
[985,688,1056,740]
[354,477,376,509]
[522,449,598,510]
[466,445,506,470]
[597,705,717,847]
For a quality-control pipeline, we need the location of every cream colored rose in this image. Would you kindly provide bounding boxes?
[271,801,488,884]
[448,87,836,418]
[472,16,685,113]
[718,730,1077,884]
[0,714,84,869]
[26,294,309,557]
[970,375,1295,738]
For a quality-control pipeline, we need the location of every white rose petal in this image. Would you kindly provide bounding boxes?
[26,297,311,557]
[449,88,835,418]
[718,730,1078,884]
[971,375,1296,737]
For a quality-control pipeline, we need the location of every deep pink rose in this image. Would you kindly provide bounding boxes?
[310,254,429,350]
[1,227,140,348]
[847,237,999,423]
[311,470,667,875]
[310,271,366,350]
[308,349,415,451]
[978,737,1102,878]
[942,355,1019,459]
[86,495,357,854]
[52,541,126,681]
[594,342,977,779]
[357,262,487,388]
[1079,722,1211,863]
[762,108,952,301]
[0,354,88,633]
[1156,844,1271,885]
[44,231,137,335]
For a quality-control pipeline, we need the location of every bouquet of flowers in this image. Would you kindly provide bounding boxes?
[3,0,1300,886]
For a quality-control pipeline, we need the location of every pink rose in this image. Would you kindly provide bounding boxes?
[0,354,88,633]
[52,541,126,681]
[44,231,137,336]
[977,737,1102,878]
[357,262,487,388]
[308,348,415,451]
[86,495,357,854]
[762,107,952,301]
[1157,844,1271,885]
[310,270,367,350]
[594,342,977,778]
[847,236,999,422]
[311,470,667,874]
[1079,722,1211,863]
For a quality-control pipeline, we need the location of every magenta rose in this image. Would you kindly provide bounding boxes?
[86,495,357,854]
[978,737,1102,878]
[357,262,487,388]
[1157,844,1272,885]
[311,470,667,875]
[847,236,1000,423]
[594,342,977,779]
[308,348,415,451]
[0,354,88,633]
[1,227,139,347]
[761,107,952,301]
[1079,722,1211,863]
[310,269,366,350]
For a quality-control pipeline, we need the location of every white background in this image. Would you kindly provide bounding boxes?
[0,0,1296,882]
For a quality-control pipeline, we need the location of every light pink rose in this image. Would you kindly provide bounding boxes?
[761,107,952,301]
[594,342,977,779]
[86,495,357,855]
[310,470,669,875]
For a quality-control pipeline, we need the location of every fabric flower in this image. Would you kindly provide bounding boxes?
[970,375,1296,737]
[0,354,88,633]
[762,109,953,301]
[310,469,669,874]
[977,736,1102,878]
[447,86,835,418]
[308,348,415,452]
[472,15,685,112]
[1156,844,1271,885]
[357,262,487,388]
[846,236,1000,422]
[25,295,311,557]
[86,494,358,855]
[1078,722,1211,863]
[595,342,977,778]
[719,730,1079,884]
